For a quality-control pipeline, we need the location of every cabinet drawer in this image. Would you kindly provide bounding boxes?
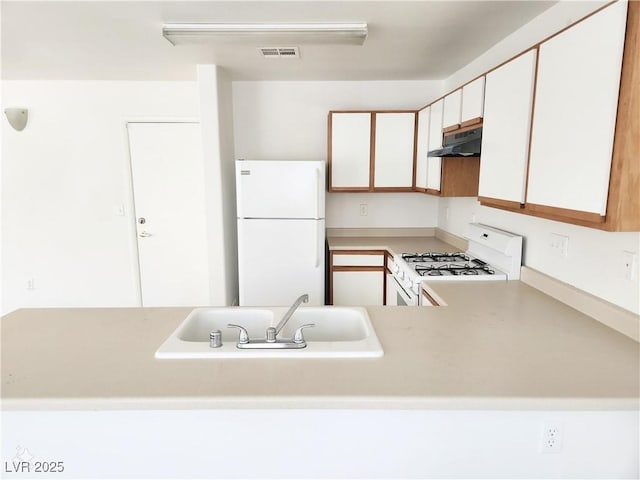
[332,252,385,267]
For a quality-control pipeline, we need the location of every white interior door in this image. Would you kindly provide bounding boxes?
[127,122,210,307]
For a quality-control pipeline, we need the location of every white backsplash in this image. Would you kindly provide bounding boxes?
[327,192,438,229]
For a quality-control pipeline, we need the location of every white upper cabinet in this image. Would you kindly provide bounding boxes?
[427,99,444,151]
[461,77,485,123]
[478,49,537,204]
[442,89,462,129]
[373,113,416,189]
[415,107,430,190]
[329,112,371,189]
[526,1,628,216]
[427,99,444,191]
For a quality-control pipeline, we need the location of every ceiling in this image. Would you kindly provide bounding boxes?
[1,1,557,81]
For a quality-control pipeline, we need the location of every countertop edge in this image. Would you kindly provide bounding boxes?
[3,396,639,412]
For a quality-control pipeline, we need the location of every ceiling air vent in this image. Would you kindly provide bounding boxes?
[258,46,300,59]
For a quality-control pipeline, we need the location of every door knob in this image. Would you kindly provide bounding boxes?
[139,231,152,238]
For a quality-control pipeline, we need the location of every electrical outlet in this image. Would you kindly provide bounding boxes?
[359,204,368,216]
[623,251,638,281]
[540,425,562,453]
[549,233,569,257]
[26,278,35,290]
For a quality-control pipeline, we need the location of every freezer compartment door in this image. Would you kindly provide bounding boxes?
[238,218,325,306]
[236,160,325,219]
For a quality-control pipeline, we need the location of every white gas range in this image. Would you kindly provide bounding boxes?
[387,223,523,306]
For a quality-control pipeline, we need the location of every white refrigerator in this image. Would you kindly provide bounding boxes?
[236,160,326,306]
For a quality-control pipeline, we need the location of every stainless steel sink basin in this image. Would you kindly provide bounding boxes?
[155,306,383,359]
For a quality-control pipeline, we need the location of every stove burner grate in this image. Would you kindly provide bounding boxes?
[402,252,470,263]
[415,264,496,277]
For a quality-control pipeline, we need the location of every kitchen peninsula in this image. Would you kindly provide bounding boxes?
[2,278,638,478]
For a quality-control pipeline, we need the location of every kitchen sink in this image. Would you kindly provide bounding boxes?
[155,306,383,359]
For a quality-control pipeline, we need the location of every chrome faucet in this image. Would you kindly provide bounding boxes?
[227,294,314,349]
[273,293,309,337]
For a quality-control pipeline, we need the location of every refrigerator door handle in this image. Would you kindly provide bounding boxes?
[315,168,321,219]
[314,221,320,268]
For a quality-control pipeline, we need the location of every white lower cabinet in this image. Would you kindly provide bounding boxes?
[332,270,385,306]
[330,251,386,306]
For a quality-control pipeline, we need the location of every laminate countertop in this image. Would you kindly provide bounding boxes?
[327,234,461,255]
[2,281,638,411]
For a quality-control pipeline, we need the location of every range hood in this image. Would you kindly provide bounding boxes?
[427,126,482,157]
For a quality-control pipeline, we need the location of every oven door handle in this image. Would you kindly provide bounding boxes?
[392,276,415,305]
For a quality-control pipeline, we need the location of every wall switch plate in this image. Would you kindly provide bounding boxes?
[623,251,638,281]
[550,233,569,257]
[359,204,368,216]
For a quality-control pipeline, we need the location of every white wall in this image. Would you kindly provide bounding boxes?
[1,81,200,315]
[438,1,640,315]
[444,0,610,91]
[327,192,438,229]
[197,66,238,306]
[232,80,442,228]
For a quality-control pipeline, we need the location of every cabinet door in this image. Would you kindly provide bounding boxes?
[373,112,416,189]
[442,89,462,129]
[427,99,444,191]
[329,112,371,190]
[478,49,537,205]
[526,1,627,217]
[415,107,430,190]
[332,270,385,306]
[461,77,485,124]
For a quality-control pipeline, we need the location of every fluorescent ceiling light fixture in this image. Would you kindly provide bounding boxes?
[162,22,368,45]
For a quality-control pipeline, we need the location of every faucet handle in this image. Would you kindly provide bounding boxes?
[293,323,315,344]
[227,324,249,344]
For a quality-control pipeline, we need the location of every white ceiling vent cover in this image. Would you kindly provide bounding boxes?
[258,46,300,59]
